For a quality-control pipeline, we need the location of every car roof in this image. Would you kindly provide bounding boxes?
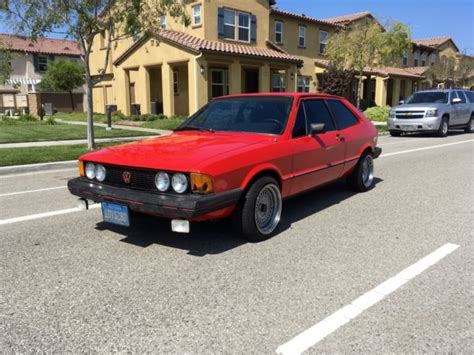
[218,92,344,100]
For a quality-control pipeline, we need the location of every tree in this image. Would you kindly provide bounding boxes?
[326,19,411,109]
[426,56,456,88]
[1,0,189,149]
[454,54,474,88]
[39,59,85,110]
[317,65,354,97]
[0,48,13,85]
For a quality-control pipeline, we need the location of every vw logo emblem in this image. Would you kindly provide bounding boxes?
[122,171,132,184]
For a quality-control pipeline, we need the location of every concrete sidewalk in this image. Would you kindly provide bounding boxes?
[55,118,172,136]
[0,136,157,149]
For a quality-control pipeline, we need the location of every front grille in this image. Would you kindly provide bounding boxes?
[396,111,425,119]
[102,164,157,191]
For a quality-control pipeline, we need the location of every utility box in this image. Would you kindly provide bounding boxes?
[150,101,163,115]
[131,103,141,116]
[105,104,117,114]
[43,103,54,116]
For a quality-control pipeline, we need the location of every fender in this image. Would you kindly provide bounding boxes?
[240,163,289,196]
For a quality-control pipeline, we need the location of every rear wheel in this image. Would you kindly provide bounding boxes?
[233,177,282,242]
[347,152,375,192]
[389,130,402,137]
[437,116,449,137]
[465,114,474,133]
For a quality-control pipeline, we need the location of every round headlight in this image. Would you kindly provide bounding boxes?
[95,164,106,182]
[85,163,96,179]
[155,171,170,192]
[171,173,188,194]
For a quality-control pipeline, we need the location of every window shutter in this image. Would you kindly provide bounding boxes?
[33,54,39,72]
[250,15,257,43]
[217,8,225,39]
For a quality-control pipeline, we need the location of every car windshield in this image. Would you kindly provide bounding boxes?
[406,92,449,104]
[176,96,293,135]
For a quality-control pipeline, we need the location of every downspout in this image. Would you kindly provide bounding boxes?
[194,52,203,113]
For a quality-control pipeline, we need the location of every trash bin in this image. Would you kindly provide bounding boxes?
[150,101,163,115]
[43,103,54,116]
[131,103,141,116]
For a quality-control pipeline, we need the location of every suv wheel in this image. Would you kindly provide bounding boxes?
[465,114,474,133]
[437,116,449,137]
[233,177,282,242]
[347,152,375,192]
[389,130,401,137]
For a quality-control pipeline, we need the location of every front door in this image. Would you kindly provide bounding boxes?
[454,91,470,125]
[244,69,259,93]
[290,99,346,195]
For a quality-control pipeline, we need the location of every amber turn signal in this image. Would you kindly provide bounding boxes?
[78,160,85,176]
[190,173,214,194]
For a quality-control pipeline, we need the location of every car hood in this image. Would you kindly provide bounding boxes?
[393,103,444,111]
[80,131,273,172]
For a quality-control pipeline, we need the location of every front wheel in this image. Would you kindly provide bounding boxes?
[389,130,402,137]
[465,114,474,133]
[233,177,282,242]
[347,152,375,192]
[437,117,449,137]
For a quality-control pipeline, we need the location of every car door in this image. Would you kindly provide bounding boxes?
[450,91,462,125]
[455,91,470,125]
[290,99,346,195]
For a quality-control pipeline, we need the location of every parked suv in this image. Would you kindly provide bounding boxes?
[388,89,474,137]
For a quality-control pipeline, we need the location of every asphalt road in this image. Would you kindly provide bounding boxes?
[1,132,473,353]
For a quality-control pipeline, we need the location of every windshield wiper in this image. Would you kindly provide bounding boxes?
[175,126,215,133]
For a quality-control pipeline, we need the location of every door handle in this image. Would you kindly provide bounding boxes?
[336,134,345,142]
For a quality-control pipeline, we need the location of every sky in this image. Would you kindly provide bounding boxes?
[276,0,474,54]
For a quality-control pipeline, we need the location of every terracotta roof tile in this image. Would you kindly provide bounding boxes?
[413,36,451,48]
[0,33,82,56]
[270,8,342,28]
[321,12,372,25]
[404,66,430,75]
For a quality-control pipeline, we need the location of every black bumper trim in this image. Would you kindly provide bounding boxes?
[67,177,242,219]
[373,147,382,159]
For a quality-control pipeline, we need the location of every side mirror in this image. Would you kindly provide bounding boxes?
[451,97,462,104]
[399,100,405,105]
[310,123,326,135]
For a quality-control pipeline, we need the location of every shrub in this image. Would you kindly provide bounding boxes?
[18,113,38,122]
[112,110,126,120]
[364,105,391,122]
[46,117,57,125]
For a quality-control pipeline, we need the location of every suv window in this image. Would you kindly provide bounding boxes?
[292,105,307,138]
[465,91,474,103]
[326,100,359,129]
[455,91,467,103]
[303,99,336,133]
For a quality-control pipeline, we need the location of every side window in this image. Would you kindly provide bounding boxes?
[304,99,336,132]
[455,91,467,103]
[326,100,359,130]
[292,105,307,138]
[465,91,474,103]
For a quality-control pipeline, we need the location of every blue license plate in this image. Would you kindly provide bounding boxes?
[101,202,130,227]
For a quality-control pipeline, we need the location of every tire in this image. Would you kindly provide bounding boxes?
[465,114,474,133]
[389,130,401,137]
[437,116,449,137]
[232,177,282,242]
[347,152,375,192]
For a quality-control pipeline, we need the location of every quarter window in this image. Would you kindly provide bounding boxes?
[298,26,306,47]
[210,69,229,98]
[297,76,311,93]
[271,73,285,92]
[303,99,336,132]
[319,31,328,54]
[464,91,474,102]
[275,21,283,44]
[193,5,201,26]
[326,100,359,130]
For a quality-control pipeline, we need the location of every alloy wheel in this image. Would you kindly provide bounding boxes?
[254,184,282,235]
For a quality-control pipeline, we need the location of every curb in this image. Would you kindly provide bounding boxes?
[0,160,77,176]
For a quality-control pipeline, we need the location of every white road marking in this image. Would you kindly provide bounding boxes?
[0,168,76,179]
[0,186,67,197]
[380,139,473,158]
[0,204,101,226]
[276,243,460,355]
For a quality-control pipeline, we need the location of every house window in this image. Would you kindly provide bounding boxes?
[38,55,48,72]
[430,53,436,65]
[238,12,250,42]
[271,73,285,92]
[297,76,311,92]
[402,49,408,66]
[160,15,166,29]
[223,9,250,42]
[413,50,420,67]
[319,30,328,54]
[173,71,179,95]
[298,26,306,47]
[421,52,427,66]
[210,69,229,98]
[275,21,283,44]
[193,5,201,26]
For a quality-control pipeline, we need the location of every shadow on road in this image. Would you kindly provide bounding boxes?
[95,178,383,256]
[397,130,466,138]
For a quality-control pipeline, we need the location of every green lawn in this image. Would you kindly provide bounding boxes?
[0,120,156,144]
[53,112,117,123]
[0,143,122,167]
[141,117,187,130]
[376,125,389,133]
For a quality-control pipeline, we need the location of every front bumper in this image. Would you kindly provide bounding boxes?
[387,116,441,132]
[68,177,242,219]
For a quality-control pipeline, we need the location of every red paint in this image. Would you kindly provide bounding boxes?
[80,93,378,221]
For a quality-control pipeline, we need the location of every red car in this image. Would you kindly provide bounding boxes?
[69,93,381,242]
